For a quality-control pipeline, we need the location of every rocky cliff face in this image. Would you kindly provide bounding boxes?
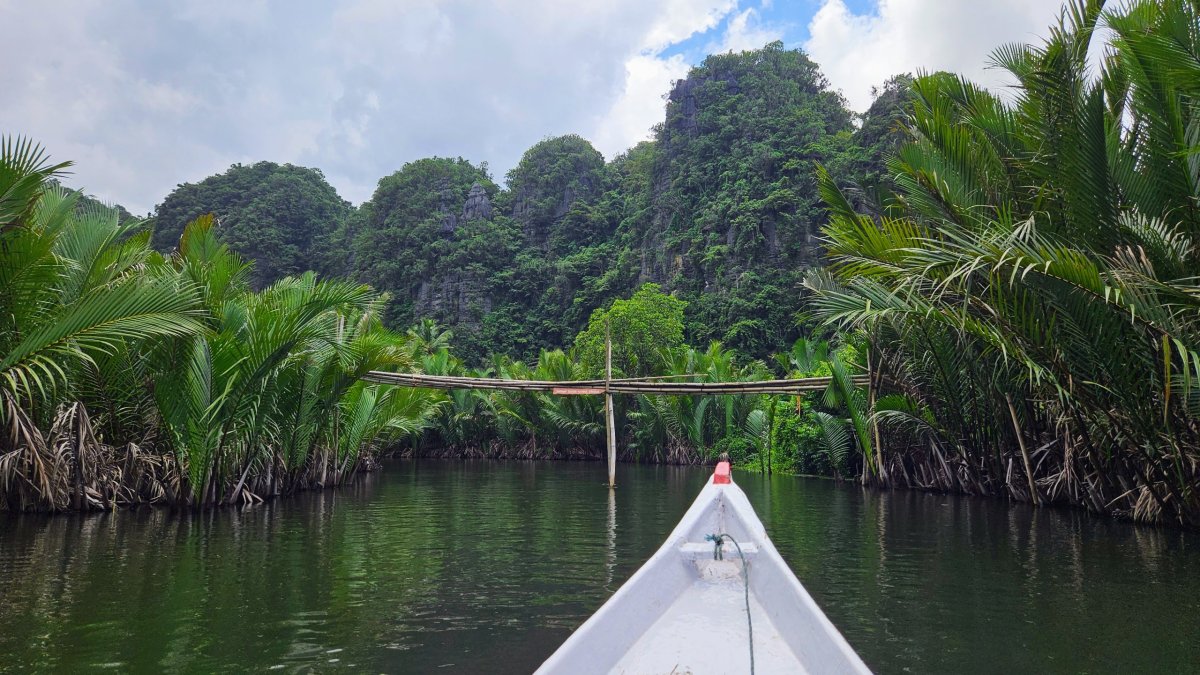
[151,161,352,288]
[438,181,493,234]
[348,44,874,361]
[611,43,855,353]
[461,182,492,221]
[145,45,899,364]
[414,185,496,330]
[507,135,605,250]
[415,272,492,330]
[351,157,501,333]
[646,45,847,285]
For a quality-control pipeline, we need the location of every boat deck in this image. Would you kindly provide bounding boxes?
[610,559,806,675]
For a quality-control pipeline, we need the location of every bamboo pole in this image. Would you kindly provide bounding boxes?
[1007,394,1039,506]
[868,348,886,483]
[360,371,866,395]
[605,321,616,489]
[71,403,84,511]
[766,395,776,476]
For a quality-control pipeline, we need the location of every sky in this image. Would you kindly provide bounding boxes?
[1,0,1066,214]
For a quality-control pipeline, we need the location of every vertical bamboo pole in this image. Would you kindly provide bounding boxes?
[868,348,886,483]
[605,321,616,489]
[605,485,617,585]
[71,403,84,511]
[766,395,776,476]
[1006,394,1039,506]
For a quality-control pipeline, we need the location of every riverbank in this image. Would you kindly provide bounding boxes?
[0,428,387,513]
[10,437,1197,535]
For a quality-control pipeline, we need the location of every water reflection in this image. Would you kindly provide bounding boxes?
[1,461,1197,673]
[605,487,616,591]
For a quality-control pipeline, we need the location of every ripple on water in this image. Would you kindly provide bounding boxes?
[0,460,1198,674]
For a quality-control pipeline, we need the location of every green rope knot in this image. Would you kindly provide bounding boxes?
[704,532,724,560]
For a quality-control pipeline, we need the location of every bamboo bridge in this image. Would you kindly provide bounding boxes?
[362,368,869,488]
[360,371,864,395]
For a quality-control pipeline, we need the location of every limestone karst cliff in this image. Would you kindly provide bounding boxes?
[148,43,907,362]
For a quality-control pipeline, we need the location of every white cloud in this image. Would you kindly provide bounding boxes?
[642,0,738,52]
[591,53,691,159]
[1,0,749,211]
[803,0,1064,112]
[5,0,1080,214]
[23,0,1075,210]
[590,0,744,161]
[709,7,784,54]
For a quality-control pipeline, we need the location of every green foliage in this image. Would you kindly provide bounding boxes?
[77,41,925,373]
[642,42,857,355]
[408,294,790,468]
[151,161,352,288]
[769,337,869,478]
[507,134,607,252]
[770,400,828,475]
[118,44,915,370]
[350,157,509,350]
[153,219,442,505]
[0,156,206,408]
[46,180,138,223]
[0,142,441,511]
[845,74,915,196]
[573,283,686,377]
[31,6,1200,526]
[808,0,1200,525]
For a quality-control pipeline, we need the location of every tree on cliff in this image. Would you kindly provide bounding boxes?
[150,161,351,288]
[350,157,511,334]
[629,41,858,356]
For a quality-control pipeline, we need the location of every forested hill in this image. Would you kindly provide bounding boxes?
[146,42,909,362]
[149,161,352,289]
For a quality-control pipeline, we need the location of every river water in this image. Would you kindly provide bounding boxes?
[1,460,1197,673]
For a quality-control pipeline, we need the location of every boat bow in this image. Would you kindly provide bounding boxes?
[537,462,871,674]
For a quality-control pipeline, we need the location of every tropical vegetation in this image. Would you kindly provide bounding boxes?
[5,0,1198,529]
[398,283,870,479]
[0,141,441,511]
[810,0,1200,525]
[0,139,868,513]
[150,161,352,288]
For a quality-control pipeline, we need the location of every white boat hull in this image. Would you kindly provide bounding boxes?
[537,463,871,674]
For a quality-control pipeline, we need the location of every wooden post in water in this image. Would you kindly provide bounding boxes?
[605,322,616,489]
[1006,394,1039,506]
[868,348,886,483]
[71,403,84,511]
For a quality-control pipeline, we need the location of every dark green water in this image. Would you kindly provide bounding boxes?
[1,460,1198,674]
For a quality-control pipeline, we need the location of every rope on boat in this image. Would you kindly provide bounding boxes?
[705,533,754,675]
